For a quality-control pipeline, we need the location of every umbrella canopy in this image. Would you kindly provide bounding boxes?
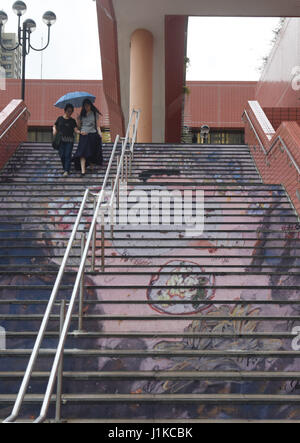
[54,91,96,109]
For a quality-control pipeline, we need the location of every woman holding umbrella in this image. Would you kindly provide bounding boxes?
[53,103,80,177]
[73,99,103,176]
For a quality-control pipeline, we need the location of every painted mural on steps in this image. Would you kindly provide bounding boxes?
[92,182,300,420]
[0,150,300,419]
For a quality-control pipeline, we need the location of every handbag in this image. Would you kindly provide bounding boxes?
[52,133,62,150]
[94,113,103,149]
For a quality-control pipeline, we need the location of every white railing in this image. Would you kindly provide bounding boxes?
[3,108,140,423]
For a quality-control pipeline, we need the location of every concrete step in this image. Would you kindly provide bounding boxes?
[1,393,300,404]
[1,314,300,322]
[0,141,299,422]
[1,370,300,396]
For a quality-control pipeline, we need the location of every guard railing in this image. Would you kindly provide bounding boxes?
[3,108,140,423]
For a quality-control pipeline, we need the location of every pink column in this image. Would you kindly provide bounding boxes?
[130,29,153,143]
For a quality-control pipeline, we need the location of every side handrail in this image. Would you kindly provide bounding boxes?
[3,108,140,423]
[2,187,91,423]
[90,109,141,268]
[242,109,300,176]
[0,106,30,141]
[110,111,140,207]
[242,109,267,155]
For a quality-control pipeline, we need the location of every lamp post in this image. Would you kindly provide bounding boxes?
[0,1,56,101]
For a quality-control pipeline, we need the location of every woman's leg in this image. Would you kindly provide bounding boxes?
[64,143,73,173]
[58,143,66,172]
[80,157,86,175]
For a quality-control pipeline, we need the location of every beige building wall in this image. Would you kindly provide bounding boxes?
[0,33,21,79]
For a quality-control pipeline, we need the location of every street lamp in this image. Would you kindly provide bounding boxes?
[0,1,56,101]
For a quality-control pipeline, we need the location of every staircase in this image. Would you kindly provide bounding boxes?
[1,142,300,423]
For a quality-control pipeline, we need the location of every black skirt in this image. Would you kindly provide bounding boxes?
[72,133,103,170]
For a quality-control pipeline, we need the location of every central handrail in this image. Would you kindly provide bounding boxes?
[2,187,91,423]
[3,108,140,423]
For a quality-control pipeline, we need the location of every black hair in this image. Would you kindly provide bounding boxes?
[80,98,102,119]
[64,103,74,112]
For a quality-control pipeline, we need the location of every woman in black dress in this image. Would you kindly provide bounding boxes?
[73,99,103,176]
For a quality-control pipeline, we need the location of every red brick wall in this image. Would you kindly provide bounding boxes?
[0,99,29,171]
[1,78,258,134]
[0,79,109,128]
[185,81,257,129]
[263,107,300,131]
[244,102,300,214]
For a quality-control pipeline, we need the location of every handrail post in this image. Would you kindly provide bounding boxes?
[91,197,97,272]
[117,155,120,173]
[116,156,120,208]
[121,155,124,182]
[125,154,128,184]
[111,179,115,239]
[55,299,66,423]
[119,174,121,207]
[129,151,133,178]
[77,233,86,333]
[101,211,105,272]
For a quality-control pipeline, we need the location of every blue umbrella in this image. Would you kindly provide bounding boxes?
[54,91,96,109]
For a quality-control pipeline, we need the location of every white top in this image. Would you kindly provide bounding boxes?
[80,111,99,134]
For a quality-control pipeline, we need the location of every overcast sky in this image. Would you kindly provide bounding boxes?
[1,0,101,79]
[187,16,280,81]
[1,0,280,81]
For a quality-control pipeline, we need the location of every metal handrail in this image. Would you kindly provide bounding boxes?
[34,110,140,423]
[242,110,267,155]
[129,109,141,155]
[34,148,119,423]
[92,109,140,267]
[242,109,300,176]
[0,106,29,141]
[3,108,140,423]
[90,109,140,207]
[3,187,91,423]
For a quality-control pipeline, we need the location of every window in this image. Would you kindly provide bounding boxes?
[1,55,12,61]
[28,127,53,143]
[2,39,13,47]
[189,128,245,145]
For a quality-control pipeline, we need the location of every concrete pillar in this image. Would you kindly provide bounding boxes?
[130,29,153,143]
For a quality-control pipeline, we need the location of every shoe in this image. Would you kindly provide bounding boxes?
[63,171,69,177]
[81,172,86,177]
